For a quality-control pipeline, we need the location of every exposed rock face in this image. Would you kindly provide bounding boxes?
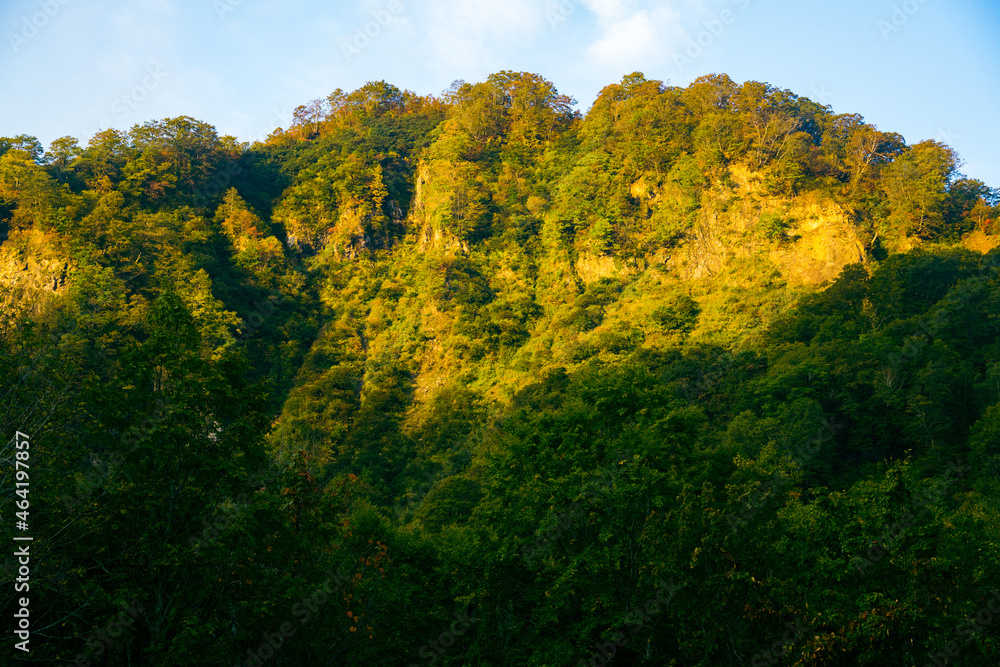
[963,229,1000,254]
[673,185,869,287]
[416,158,872,291]
[412,160,478,254]
[575,252,621,285]
[0,228,73,319]
[769,200,867,286]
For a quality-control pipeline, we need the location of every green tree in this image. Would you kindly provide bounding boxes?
[881,140,959,240]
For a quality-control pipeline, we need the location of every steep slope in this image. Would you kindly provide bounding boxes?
[2,72,1000,667]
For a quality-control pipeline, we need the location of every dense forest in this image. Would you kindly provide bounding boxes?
[2,71,1000,666]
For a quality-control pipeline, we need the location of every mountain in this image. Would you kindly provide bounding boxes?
[1,71,999,666]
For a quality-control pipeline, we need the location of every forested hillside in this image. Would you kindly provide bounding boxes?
[2,71,1000,666]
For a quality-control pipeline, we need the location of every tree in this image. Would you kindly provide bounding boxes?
[329,81,410,122]
[946,177,999,235]
[77,128,133,192]
[95,291,270,660]
[0,134,43,162]
[291,98,329,138]
[731,81,801,170]
[216,187,264,246]
[881,140,959,239]
[679,73,737,120]
[839,121,905,195]
[215,188,285,287]
[585,72,691,177]
[124,117,229,204]
[0,147,59,227]
[449,71,576,151]
[41,135,82,187]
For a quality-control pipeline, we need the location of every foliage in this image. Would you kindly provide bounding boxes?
[2,73,1000,666]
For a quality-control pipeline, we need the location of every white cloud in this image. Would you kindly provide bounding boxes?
[588,9,658,62]
[420,0,545,69]
[581,0,635,23]
[448,0,541,34]
[583,0,719,70]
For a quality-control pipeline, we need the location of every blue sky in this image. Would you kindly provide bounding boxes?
[2,0,998,186]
